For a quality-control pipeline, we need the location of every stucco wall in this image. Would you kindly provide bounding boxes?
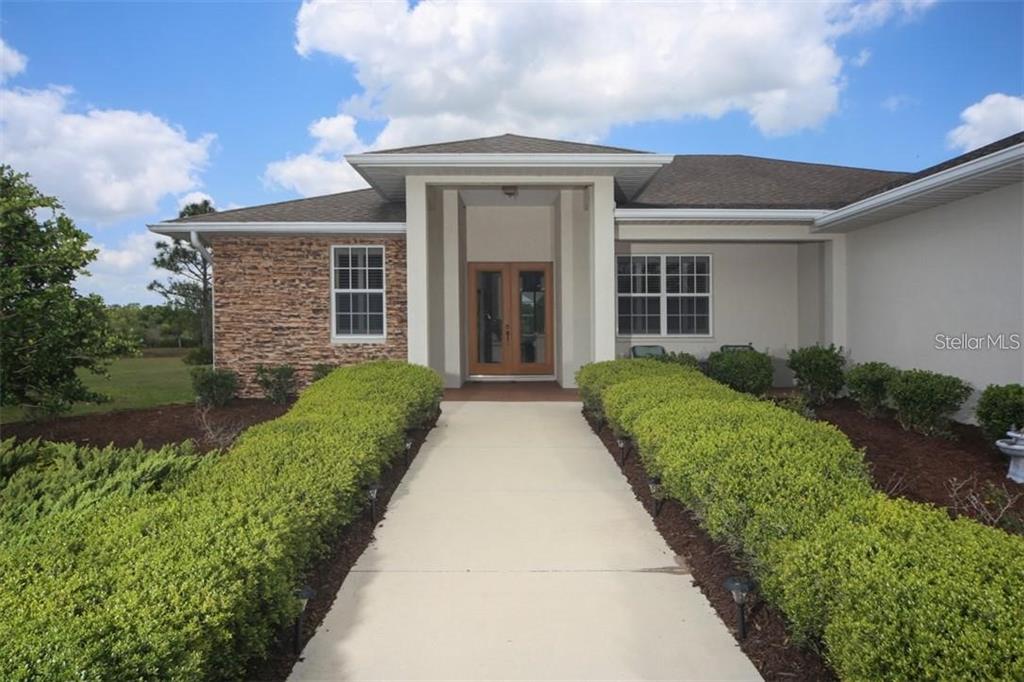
[614,241,800,385]
[465,205,556,262]
[798,242,825,347]
[846,181,1024,405]
[210,235,407,397]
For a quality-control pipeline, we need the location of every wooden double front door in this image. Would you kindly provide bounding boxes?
[468,262,554,375]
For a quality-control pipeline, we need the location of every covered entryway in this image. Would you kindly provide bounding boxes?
[468,262,554,376]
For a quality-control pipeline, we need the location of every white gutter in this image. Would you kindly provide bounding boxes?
[189,231,213,263]
[148,222,407,235]
[615,208,828,223]
[346,153,674,168]
[814,141,1024,230]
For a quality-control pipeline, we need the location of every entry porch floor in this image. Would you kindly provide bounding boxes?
[289,401,759,681]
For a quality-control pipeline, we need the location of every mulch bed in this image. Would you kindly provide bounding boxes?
[585,412,836,682]
[0,400,291,452]
[816,398,1024,523]
[250,416,437,682]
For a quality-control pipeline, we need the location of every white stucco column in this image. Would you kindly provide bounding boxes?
[442,189,464,387]
[405,176,430,365]
[558,190,576,383]
[825,234,848,348]
[591,178,616,361]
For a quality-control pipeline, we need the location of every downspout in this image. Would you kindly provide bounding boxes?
[190,230,212,263]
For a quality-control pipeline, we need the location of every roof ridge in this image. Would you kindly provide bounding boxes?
[169,187,382,223]
[368,132,648,154]
[671,153,908,175]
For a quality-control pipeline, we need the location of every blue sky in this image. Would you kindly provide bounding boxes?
[1,0,1022,304]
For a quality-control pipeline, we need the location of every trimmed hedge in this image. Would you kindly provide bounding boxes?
[578,359,1024,680]
[705,347,773,395]
[787,344,845,405]
[845,361,898,417]
[976,383,1024,443]
[889,368,972,435]
[0,360,442,680]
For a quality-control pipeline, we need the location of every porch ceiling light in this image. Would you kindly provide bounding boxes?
[502,185,518,199]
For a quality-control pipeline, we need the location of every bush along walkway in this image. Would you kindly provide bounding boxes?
[578,359,1024,681]
[0,361,443,681]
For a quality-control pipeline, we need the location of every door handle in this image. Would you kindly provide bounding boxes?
[505,323,511,342]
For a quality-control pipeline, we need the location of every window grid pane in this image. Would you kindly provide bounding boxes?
[333,246,386,337]
[619,255,710,337]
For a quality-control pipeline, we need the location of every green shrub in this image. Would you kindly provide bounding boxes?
[291,360,442,430]
[777,495,1024,681]
[845,361,898,416]
[705,348,773,395]
[889,369,972,435]
[976,383,1024,443]
[579,356,1024,680]
[182,345,213,365]
[311,363,338,382]
[255,364,297,404]
[0,438,203,528]
[190,366,238,407]
[774,392,815,419]
[575,359,687,419]
[787,344,845,405]
[655,351,700,369]
[0,361,443,680]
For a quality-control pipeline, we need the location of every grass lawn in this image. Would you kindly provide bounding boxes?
[1,352,196,424]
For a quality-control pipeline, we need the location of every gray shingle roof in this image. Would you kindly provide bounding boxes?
[624,155,909,210]
[163,133,1023,223]
[169,188,404,224]
[367,133,646,155]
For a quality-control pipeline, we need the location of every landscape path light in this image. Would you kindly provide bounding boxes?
[647,474,664,516]
[366,482,381,522]
[723,576,755,639]
[616,437,631,464]
[294,584,316,653]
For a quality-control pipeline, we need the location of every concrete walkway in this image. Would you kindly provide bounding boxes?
[290,401,761,681]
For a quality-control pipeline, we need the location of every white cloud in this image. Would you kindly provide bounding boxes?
[946,93,1024,152]
[77,231,164,304]
[1,85,214,223]
[269,0,935,197]
[852,48,872,67]
[881,94,916,112]
[0,39,27,82]
[264,114,369,195]
[177,191,215,210]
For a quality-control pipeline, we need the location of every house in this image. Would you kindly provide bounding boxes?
[149,132,1024,400]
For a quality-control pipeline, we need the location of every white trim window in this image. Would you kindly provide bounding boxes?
[332,245,386,340]
[616,254,712,336]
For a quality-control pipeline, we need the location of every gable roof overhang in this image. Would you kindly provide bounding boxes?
[814,138,1024,233]
[345,152,674,201]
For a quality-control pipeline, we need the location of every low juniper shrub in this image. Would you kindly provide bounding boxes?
[706,347,773,395]
[255,364,297,405]
[888,368,972,436]
[975,383,1024,443]
[845,361,899,417]
[190,367,238,407]
[787,344,845,405]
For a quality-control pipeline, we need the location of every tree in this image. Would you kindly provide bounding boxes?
[0,166,134,413]
[148,200,214,349]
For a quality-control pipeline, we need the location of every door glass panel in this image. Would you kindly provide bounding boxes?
[518,270,546,364]
[477,270,503,364]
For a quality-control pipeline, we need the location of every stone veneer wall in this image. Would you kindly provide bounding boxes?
[210,235,408,397]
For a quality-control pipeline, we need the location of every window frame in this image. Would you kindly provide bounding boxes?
[330,244,388,344]
[615,253,713,338]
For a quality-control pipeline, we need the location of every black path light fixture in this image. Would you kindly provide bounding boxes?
[404,436,414,466]
[723,576,755,639]
[647,474,664,516]
[616,437,631,465]
[366,481,381,522]
[294,584,316,654]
